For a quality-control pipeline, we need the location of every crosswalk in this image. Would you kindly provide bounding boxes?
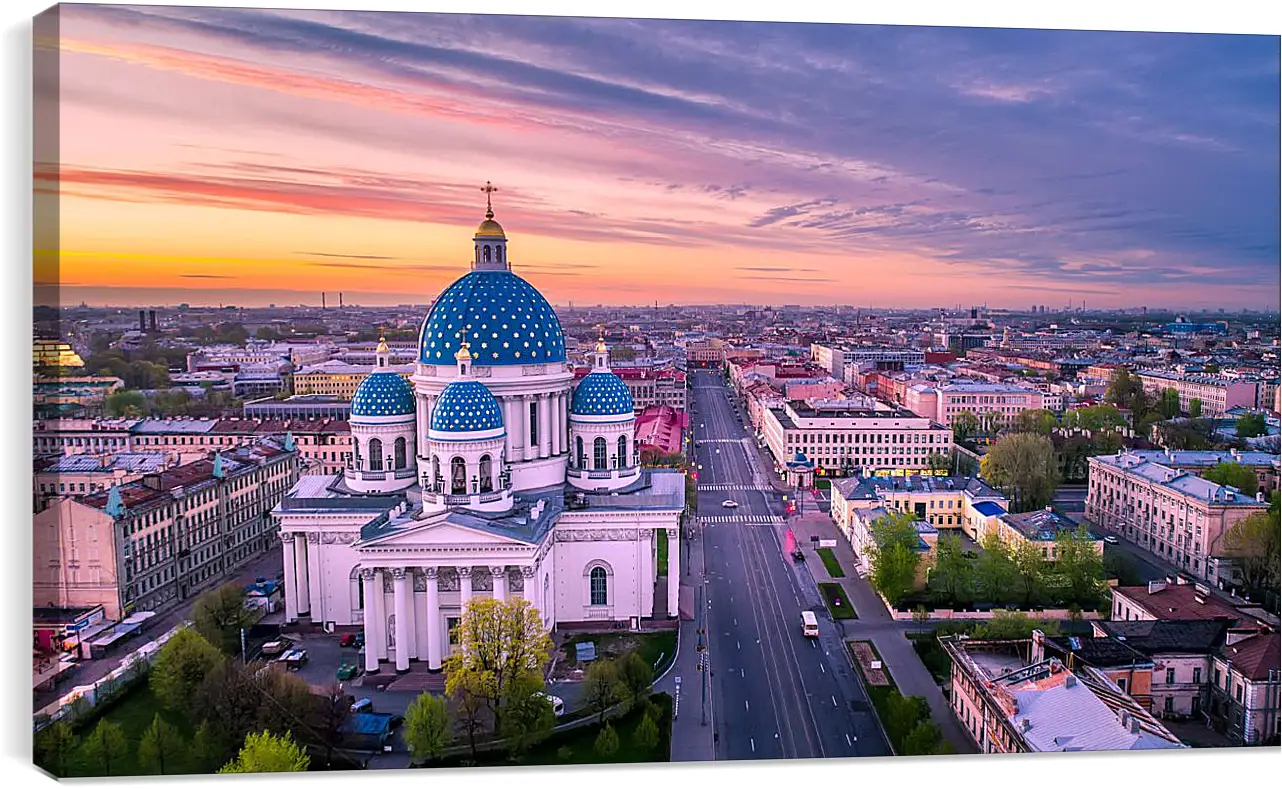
[697,438,742,443]
[697,484,774,492]
[700,514,785,525]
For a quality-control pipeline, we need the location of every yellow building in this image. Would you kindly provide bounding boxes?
[292,359,413,399]
[34,340,84,369]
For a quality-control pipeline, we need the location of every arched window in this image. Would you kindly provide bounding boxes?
[479,454,493,492]
[451,457,467,495]
[576,436,585,469]
[394,437,407,469]
[593,437,608,470]
[589,567,608,606]
[432,455,441,492]
[495,246,503,266]
[618,435,629,469]
[483,245,492,263]
[369,438,384,471]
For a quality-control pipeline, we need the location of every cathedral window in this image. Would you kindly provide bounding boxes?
[496,246,503,266]
[369,438,384,471]
[450,457,467,495]
[479,454,493,492]
[576,436,586,470]
[618,435,629,469]
[594,437,608,470]
[589,566,608,606]
[432,455,441,492]
[483,245,492,263]
[394,437,407,469]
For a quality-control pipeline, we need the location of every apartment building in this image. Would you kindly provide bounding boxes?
[685,338,727,367]
[760,397,952,478]
[1086,619,1233,720]
[32,440,299,620]
[1087,453,1269,585]
[940,635,1185,753]
[810,343,925,378]
[34,452,181,511]
[573,365,687,412]
[1209,630,1281,745]
[1135,370,1258,417]
[904,381,1045,428]
[292,359,414,399]
[1120,449,1280,493]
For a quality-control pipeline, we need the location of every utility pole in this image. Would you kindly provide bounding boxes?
[697,583,708,726]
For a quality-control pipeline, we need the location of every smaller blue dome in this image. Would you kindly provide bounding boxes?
[571,372,634,417]
[430,380,504,434]
[351,371,414,418]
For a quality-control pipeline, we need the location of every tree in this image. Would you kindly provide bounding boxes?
[105,389,146,417]
[1011,540,1047,607]
[189,721,215,773]
[633,708,660,752]
[446,663,493,759]
[499,677,555,759]
[1189,398,1203,419]
[583,659,626,724]
[929,532,974,605]
[150,627,224,711]
[80,719,129,777]
[926,451,952,475]
[1053,527,1105,605]
[867,511,923,607]
[34,722,79,778]
[901,719,945,756]
[443,596,554,734]
[973,610,1060,640]
[952,411,979,445]
[882,691,930,748]
[1063,404,1125,432]
[1223,506,1281,600]
[619,651,653,710]
[137,714,187,775]
[218,731,310,773]
[306,683,353,770]
[1105,368,1143,407]
[1203,463,1259,498]
[1236,412,1268,438]
[191,583,257,655]
[593,722,620,759]
[404,692,452,764]
[1014,409,1057,435]
[1159,387,1182,419]
[981,433,1059,512]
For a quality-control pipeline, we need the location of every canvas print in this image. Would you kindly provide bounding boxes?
[31,2,1281,777]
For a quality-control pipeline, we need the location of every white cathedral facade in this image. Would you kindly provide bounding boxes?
[274,199,685,675]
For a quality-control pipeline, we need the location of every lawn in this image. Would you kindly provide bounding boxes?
[657,532,668,576]
[818,582,857,620]
[848,640,952,756]
[61,681,199,777]
[815,547,845,578]
[430,693,673,767]
[559,630,678,676]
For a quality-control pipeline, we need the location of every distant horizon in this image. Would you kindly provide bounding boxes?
[35,7,1281,310]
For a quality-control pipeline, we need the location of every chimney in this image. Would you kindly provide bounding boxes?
[149,310,157,332]
[1225,628,1258,647]
[1147,579,1168,595]
[1065,674,1077,688]
[1020,718,1032,733]
[1129,717,1141,734]
[139,310,147,332]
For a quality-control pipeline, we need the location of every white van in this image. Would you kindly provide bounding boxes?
[801,610,820,638]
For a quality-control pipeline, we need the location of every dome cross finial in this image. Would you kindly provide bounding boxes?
[481,181,498,219]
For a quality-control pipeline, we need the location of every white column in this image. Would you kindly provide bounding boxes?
[459,566,474,612]
[306,534,324,624]
[281,533,298,622]
[361,569,380,674]
[539,394,552,457]
[425,567,442,671]
[491,566,508,603]
[555,392,566,455]
[522,397,535,462]
[503,398,519,460]
[372,569,388,660]
[393,568,411,673]
[294,534,311,616]
[667,528,680,618]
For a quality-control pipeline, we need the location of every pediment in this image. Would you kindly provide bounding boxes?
[359,512,532,549]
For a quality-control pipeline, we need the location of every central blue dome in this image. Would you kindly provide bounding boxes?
[350,371,414,418]
[571,372,634,417]
[419,270,566,366]
[430,380,505,434]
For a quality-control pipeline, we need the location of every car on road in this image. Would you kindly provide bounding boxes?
[338,633,359,647]
[260,638,293,657]
[351,698,373,714]
[277,648,309,671]
[721,499,739,508]
[1104,535,1120,545]
[792,549,805,562]
[535,692,565,717]
[336,662,360,681]
[801,610,820,638]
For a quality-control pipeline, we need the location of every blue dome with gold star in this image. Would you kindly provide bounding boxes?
[571,371,634,417]
[430,379,505,435]
[419,270,566,366]
[350,371,415,419]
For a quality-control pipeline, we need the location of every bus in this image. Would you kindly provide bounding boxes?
[801,610,820,638]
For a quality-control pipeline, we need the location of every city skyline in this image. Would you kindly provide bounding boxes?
[35,6,1281,310]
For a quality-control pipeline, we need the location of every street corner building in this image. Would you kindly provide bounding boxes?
[273,204,686,674]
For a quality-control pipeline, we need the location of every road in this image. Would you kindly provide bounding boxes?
[691,370,892,760]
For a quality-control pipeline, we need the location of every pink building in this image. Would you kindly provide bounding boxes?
[904,381,1044,428]
[785,379,846,401]
[635,405,688,459]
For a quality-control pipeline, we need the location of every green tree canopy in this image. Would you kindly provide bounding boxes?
[1203,463,1259,497]
[1236,412,1268,438]
[593,722,620,759]
[1062,403,1125,432]
[929,532,974,605]
[404,692,452,764]
[1189,398,1203,419]
[1223,504,1280,602]
[79,719,129,777]
[975,531,1015,603]
[972,610,1061,640]
[583,659,627,724]
[868,510,923,606]
[150,627,224,712]
[105,389,146,417]
[952,411,980,445]
[980,433,1060,512]
[137,714,187,775]
[1053,526,1105,605]
[218,731,310,774]
[1159,388,1182,419]
[191,583,258,655]
[1013,409,1058,435]
[1011,540,1047,607]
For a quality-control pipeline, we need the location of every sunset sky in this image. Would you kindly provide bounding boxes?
[34,4,1281,309]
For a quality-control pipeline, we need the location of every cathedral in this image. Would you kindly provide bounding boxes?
[273,195,685,675]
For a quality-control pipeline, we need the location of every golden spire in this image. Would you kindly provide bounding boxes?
[375,331,390,355]
[454,330,473,363]
[595,334,608,354]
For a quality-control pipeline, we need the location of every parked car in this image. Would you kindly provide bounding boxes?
[1104,535,1120,545]
[261,638,293,657]
[535,692,565,718]
[277,649,308,671]
[721,500,739,508]
[336,663,360,681]
[350,698,373,714]
[338,633,358,647]
[792,550,805,562]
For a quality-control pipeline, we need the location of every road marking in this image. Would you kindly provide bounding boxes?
[832,695,838,707]
[820,664,826,674]
[846,733,852,747]
[741,669,745,678]
[750,738,755,753]
[737,640,741,650]
[745,700,750,711]
[810,639,817,649]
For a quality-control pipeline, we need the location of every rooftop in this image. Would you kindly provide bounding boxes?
[1114,582,1247,623]
[1094,619,1232,655]
[1001,508,1096,542]
[1092,454,1267,506]
[1219,632,1280,681]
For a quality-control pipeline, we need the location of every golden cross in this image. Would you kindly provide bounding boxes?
[481,181,498,216]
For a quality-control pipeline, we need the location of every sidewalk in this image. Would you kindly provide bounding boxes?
[657,517,716,762]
